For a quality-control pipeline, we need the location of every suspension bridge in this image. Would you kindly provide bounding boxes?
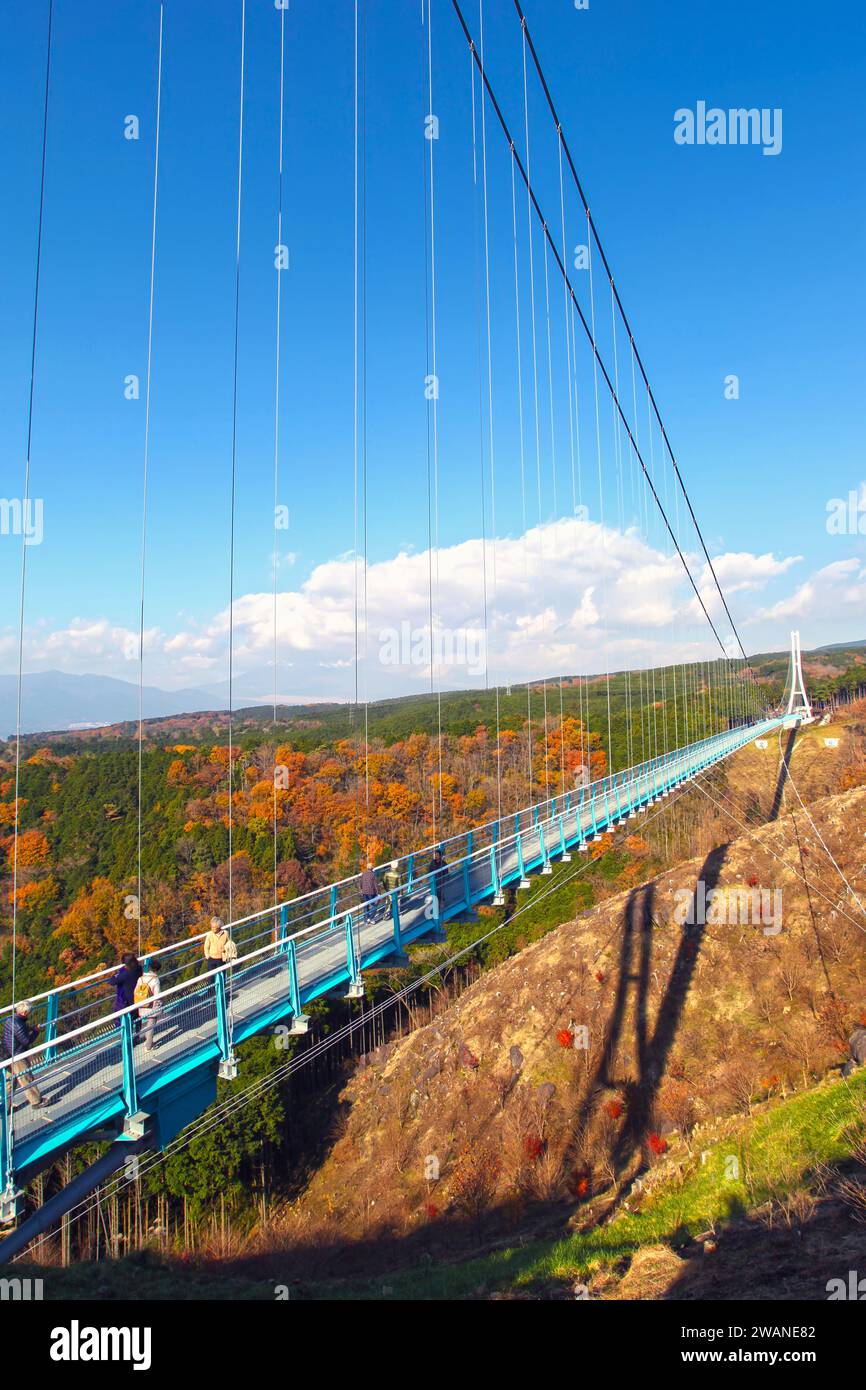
[0,0,817,1256]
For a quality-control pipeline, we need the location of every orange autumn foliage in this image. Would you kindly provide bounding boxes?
[11,876,57,916]
[7,828,50,868]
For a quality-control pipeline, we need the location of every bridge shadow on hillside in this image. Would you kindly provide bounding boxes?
[565,841,731,1206]
[208,843,740,1291]
[769,728,797,821]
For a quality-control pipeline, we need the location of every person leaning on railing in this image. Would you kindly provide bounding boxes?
[203,916,231,970]
[2,1002,51,1116]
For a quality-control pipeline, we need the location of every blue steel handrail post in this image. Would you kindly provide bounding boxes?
[613,782,624,823]
[329,885,338,920]
[0,1077,12,1204]
[345,912,361,987]
[516,831,528,885]
[44,990,59,1062]
[389,889,403,955]
[463,830,474,909]
[489,844,500,898]
[214,970,232,1065]
[407,853,415,892]
[428,871,443,934]
[119,1010,139,1118]
[539,821,549,869]
[286,937,303,1018]
[277,903,289,953]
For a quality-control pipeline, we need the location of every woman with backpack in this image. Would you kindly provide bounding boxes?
[134,959,162,1054]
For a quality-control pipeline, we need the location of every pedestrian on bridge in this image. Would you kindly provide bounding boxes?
[113,952,143,1041]
[135,959,163,1053]
[2,1003,50,1115]
[113,953,142,1011]
[427,848,447,909]
[383,860,401,896]
[203,916,231,971]
[360,862,380,921]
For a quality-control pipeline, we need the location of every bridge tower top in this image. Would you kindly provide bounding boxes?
[785,629,813,724]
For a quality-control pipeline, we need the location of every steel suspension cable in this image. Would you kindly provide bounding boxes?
[476,1,504,829]
[10,0,53,1125]
[420,2,437,839]
[520,24,551,803]
[585,214,614,773]
[272,0,287,913]
[509,156,534,806]
[225,0,247,1057]
[425,0,444,831]
[136,3,164,956]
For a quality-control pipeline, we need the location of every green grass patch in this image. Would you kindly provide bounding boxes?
[301,1069,866,1300]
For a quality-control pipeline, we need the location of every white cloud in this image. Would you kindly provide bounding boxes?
[749,557,866,626]
[3,517,844,699]
[701,551,802,594]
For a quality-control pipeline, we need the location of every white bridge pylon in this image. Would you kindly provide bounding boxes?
[784,629,813,725]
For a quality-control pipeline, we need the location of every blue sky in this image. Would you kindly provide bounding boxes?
[1,0,864,703]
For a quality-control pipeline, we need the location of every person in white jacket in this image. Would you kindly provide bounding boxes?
[135,959,163,1053]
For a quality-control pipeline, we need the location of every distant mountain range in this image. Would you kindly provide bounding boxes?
[0,669,294,739]
[1,640,864,740]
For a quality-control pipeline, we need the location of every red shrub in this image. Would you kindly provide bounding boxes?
[648,1133,668,1156]
[523,1133,545,1162]
[605,1099,623,1120]
[556,1028,574,1049]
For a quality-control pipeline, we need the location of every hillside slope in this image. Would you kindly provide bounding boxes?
[261,718,866,1278]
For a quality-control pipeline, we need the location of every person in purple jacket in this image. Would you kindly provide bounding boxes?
[113,953,142,1036]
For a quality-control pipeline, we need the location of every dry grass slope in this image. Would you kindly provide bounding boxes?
[262,709,866,1274]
